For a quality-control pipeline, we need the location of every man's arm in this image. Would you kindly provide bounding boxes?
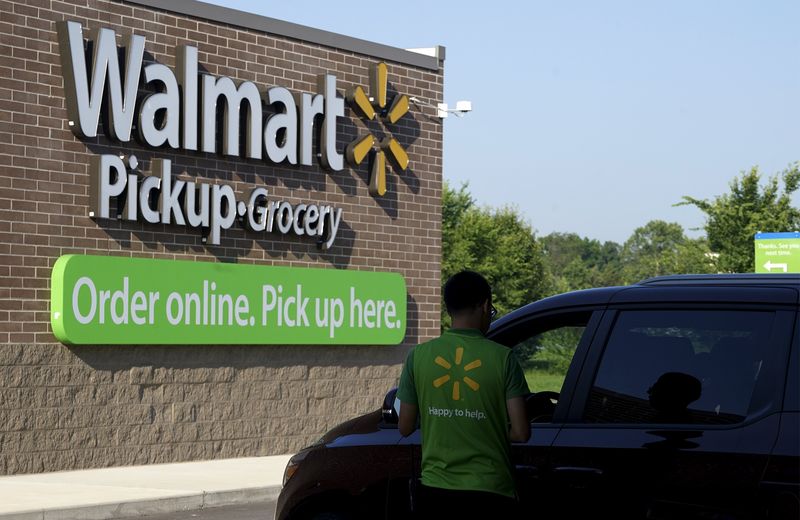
[507,396,530,443]
[397,348,418,437]
[399,402,418,437]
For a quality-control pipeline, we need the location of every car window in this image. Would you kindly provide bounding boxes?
[507,313,592,394]
[583,310,776,425]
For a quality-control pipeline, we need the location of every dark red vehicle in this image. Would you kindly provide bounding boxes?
[277,274,800,520]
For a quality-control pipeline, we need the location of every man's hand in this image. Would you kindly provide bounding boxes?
[507,396,530,443]
[399,402,418,437]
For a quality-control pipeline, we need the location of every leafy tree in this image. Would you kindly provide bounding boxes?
[442,182,548,328]
[676,237,719,275]
[620,220,715,283]
[441,182,474,284]
[540,232,623,292]
[621,220,684,282]
[678,163,800,273]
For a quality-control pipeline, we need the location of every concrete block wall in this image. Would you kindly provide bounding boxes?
[0,0,443,474]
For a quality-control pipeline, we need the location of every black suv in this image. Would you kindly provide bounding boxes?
[277,274,800,520]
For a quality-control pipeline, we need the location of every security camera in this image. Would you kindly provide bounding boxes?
[409,97,472,118]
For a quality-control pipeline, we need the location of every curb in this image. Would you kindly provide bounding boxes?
[0,485,281,520]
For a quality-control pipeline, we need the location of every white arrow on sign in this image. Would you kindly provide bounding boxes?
[764,260,788,272]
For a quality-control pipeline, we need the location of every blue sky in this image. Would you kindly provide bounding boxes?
[205,0,799,244]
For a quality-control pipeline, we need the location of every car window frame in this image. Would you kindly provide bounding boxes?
[779,312,799,412]
[566,301,796,429]
[488,306,606,424]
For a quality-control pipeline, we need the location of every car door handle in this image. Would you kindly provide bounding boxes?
[552,466,604,477]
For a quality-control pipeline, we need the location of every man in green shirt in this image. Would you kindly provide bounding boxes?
[397,270,530,517]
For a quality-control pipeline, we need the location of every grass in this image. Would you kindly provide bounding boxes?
[524,369,566,394]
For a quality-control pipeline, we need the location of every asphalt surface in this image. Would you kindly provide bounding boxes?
[131,502,276,520]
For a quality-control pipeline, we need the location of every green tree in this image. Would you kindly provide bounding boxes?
[677,237,719,275]
[540,232,623,292]
[620,220,715,283]
[442,182,548,328]
[678,163,800,273]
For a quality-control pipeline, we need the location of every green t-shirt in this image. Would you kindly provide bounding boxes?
[397,328,530,498]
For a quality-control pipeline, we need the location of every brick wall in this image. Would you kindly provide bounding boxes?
[0,0,443,474]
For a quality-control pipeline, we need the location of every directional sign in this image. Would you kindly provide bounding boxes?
[754,232,800,273]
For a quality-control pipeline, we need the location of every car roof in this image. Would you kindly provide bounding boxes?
[638,273,800,287]
[491,273,800,331]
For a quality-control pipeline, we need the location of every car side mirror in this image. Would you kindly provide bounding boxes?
[382,387,400,424]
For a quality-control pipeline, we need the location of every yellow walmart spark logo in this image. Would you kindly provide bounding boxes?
[345,62,410,197]
[433,347,481,401]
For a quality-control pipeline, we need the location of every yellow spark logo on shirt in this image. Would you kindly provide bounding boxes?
[433,346,481,401]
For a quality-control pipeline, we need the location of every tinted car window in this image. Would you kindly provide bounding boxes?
[584,310,776,425]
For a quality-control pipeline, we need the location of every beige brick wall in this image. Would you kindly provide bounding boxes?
[0,0,443,475]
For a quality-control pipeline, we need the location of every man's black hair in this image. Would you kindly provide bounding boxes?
[443,270,492,316]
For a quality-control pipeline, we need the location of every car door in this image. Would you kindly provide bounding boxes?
[547,286,796,519]
[761,312,799,518]
[489,307,605,518]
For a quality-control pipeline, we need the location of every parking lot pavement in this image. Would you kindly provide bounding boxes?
[0,455,291,520]
[120,502,276,520]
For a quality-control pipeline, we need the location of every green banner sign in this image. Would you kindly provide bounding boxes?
[51,255,407,345]
[754,232,800,274]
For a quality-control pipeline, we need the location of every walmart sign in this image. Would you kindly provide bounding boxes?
[51,255,407,345]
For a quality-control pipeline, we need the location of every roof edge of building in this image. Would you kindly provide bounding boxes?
[124,0,445,71]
